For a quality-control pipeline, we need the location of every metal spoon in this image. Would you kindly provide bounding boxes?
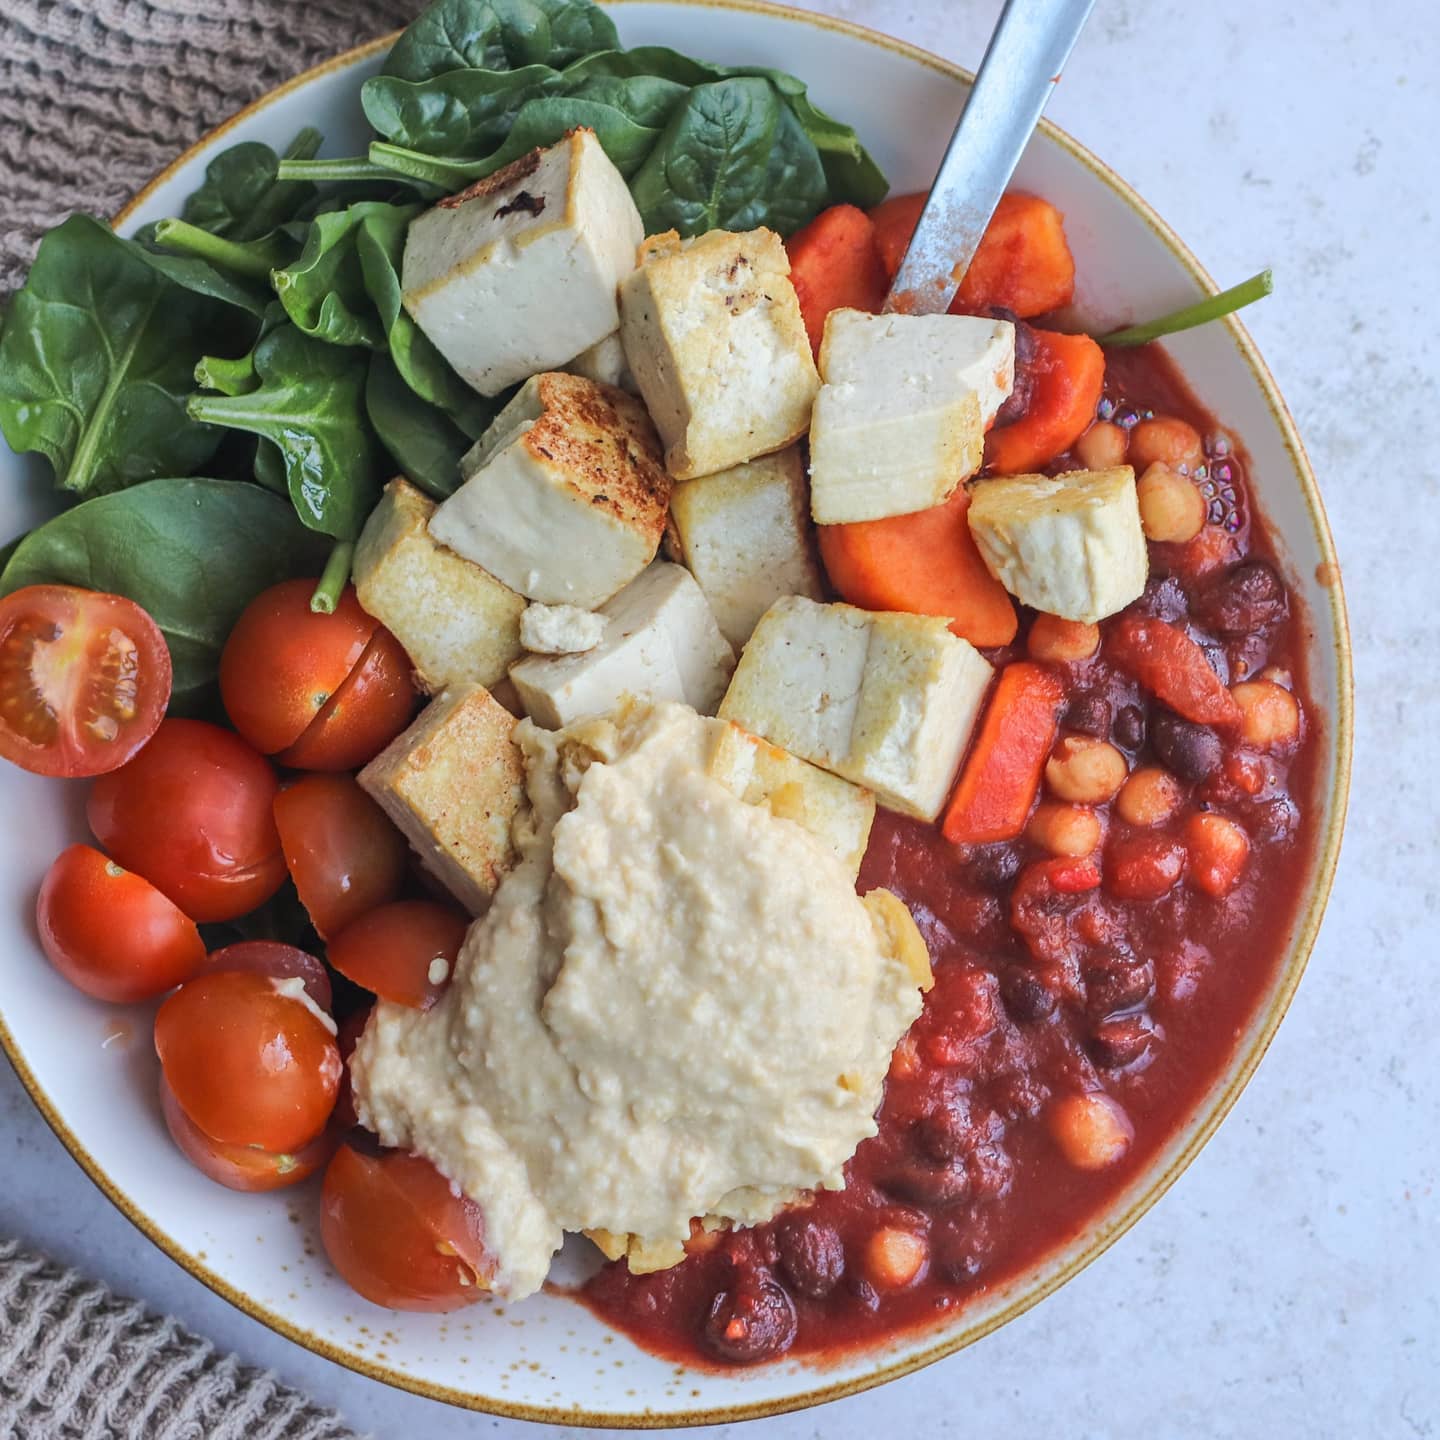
[885,0,1096,315]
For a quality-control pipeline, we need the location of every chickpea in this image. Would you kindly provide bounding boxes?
[1028,802,1102,857]
[1045,735,1128,805]
[1128,415,1205,474]
[1185,812,1250,897]
[1115,766,1184,826]
[1137,462,1207,544]
[1075,419,1128,471]
[1231,679,1301,749]
[1048,1091,1134,1171]
[862,1226,928,1290]
[1028,614,1100,663]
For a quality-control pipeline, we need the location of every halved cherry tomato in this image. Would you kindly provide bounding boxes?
[36,844,205,1002]
[321,1144,493,1311]
[155,969,341,1152]
[277,626,415,771]
[205,940,332,1011]
[160,1074,337,1192]
[88,719,285,923]
[273,775,407,939]
[327,901,468,1010]
[333,1003,373,1131]
[220,581,413,769]
[0,585,171,777]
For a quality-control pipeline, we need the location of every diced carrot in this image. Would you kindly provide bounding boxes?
[869,191,1075,319]
[785,204,889,355]
[1107,616,1243,727]
[984,329,1105,475]
[817,486,1018,648]
[943,662,1065,845]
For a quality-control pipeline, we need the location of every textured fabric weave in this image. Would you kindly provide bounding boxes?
[0,0,416,296]
[0,1238,361,1440]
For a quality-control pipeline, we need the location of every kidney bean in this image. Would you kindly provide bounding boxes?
[1227,629,1271,683]
[702,1272,798,1364]
[993,1071,1051,1122]
[1197,559,1287,636]
[968,844,1022,891]
[775,1218,846,1299]
[1085,947,1155,1017]
[1150,709,1223,781]
[1127,573,1189,624]
[912,1099,973,1163]
[966,1140,1015,1201]
[1113,704,1147,751]
[845,1272,882,1312]
[1090,1014,1156,1069]
[1065,693,1112,737]
[932,1213,995,1285]
[994,315,1037,427]
[882,1160,972,1208]
[1252,794,1300,844]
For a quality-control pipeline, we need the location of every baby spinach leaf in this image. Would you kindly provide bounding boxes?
[187,325,382,540]
[0,214,231,498]
[181,128,323,241]
[0,478,328,712]
[383,0,618,83]
[273,202,422,350]
[362,65,563,157]
[365,353,474,500]
[630,78,808,236]
[564,73,691,130]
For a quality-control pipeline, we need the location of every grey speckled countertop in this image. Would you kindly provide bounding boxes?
[3,2,1436,1437]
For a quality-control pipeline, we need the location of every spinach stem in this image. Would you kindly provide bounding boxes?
[275,157,397,184]
[1098,269,1274,348]
[369,142,469,190]
[283,127,324,162]
[150,219,281,279]
[311,540,355,614]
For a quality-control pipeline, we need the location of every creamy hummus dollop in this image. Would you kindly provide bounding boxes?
[351,701,928,1297]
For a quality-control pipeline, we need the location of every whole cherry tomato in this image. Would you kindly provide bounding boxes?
[321,1144,493,1311]
[88,719,285,923]
[155,969,341,1152]
[273,774,407,939]
[36,844,205,1002]
[160,1075,337,1192]
[0,585,171,777]
[220,581,414,770]
[327,901,468,1010]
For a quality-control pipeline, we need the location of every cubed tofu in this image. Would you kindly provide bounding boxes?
[353,479,525,692]
[707,722,875,879]
[564,331,636,392]
[809,309,1015,524]
[429,372,671,608]
[520,602,605,655]
[618,229,819,480]
[967,466,1148,623]
[667,445,825,648]
[510,562,734,728]
[358,683,524,914]
[718,596,993,821]
[401,129,644,396]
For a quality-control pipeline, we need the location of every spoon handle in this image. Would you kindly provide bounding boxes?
[885,0,1095,315]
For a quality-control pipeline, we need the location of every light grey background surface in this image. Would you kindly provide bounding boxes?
[4,1,1436,1436]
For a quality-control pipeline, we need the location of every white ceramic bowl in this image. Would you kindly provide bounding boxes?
[0,0,1351,1425]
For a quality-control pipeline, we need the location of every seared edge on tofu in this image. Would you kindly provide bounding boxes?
[401,129,644,397]
[618,228,820,481]
[359,683,525,915]
[967,465,1148,623]
[429,372,672,610]
[354,479,525,693]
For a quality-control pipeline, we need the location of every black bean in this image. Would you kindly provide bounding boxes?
[775,1218,846,1299]
[1128,574,1189,624]
[1113,704,1147,751]
[965,1141,1015,1201]
[1090,1015,1155,1068]
[932,1214,994,1285]
[1065,694,1112,737]
[1253,794,1300,844]
[912,1098,974,1163]
[968,844,1022,891]
[881,1160,972,1208]
[1000,966,1060,1024]
[702,1272,798,1364]
[1085,949,1154,1018]
[1150,709,1223,781]
[1197,559,1287,636]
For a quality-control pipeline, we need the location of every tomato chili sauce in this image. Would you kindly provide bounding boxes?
[578,340,1322,1368]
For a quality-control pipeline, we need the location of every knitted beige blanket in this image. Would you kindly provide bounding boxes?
[0,9,411,1435]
